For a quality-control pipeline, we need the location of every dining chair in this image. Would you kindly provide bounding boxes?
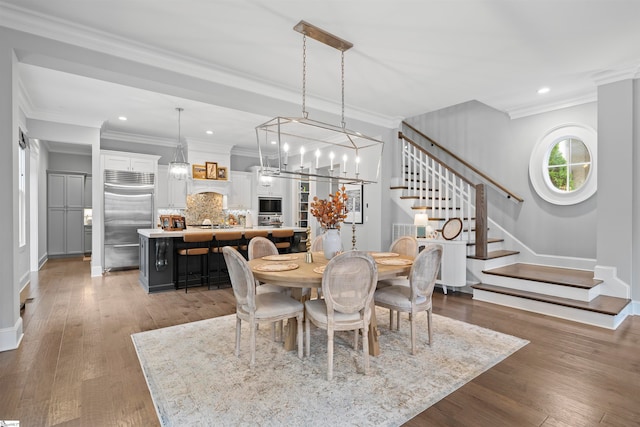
[222,246,304,368]
[377,235,420,289]
[304,251,378,380]
[247,237,290,296]
[373,244,442,355]
[310,234,324,252]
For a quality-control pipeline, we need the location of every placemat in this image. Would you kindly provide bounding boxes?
[312,266,326,274]
[261,254,299,261]
[254,263,299,272]
[370,252,400,258]
[376,258,413,266]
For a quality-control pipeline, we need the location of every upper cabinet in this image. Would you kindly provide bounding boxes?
[228,171,253,209]
[84,176,92,208]
[156,165,186,209]
[101,150,158,173]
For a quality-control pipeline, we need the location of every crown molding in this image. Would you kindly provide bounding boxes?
[0,2,398,130]
[507,92,597,120]
[230,146,261,158]
[591,63,640,86]
[100,130,177,147]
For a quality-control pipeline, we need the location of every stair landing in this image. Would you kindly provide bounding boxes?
[483,263,602,288]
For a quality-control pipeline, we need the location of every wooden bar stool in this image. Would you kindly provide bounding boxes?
[211,230,243,287]
[271,229,294,253]
[239,229,269,259]
[175,231,214,293]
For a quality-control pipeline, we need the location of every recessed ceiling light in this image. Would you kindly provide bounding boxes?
[118,116,128,121]
[206,130,213,135]
[537,87,550,94]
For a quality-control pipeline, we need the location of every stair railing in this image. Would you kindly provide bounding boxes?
[399,132,488,257]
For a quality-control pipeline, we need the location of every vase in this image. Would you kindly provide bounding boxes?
[323,228,342,260]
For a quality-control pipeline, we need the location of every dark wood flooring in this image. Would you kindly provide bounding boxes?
[1,257,639,426]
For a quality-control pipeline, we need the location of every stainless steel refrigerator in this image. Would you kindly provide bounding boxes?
[103,170,155,271]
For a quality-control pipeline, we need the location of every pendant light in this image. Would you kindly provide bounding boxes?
[169,107,189,180]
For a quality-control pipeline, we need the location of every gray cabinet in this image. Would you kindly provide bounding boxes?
[84,225,92,255]
[84,176,92,208]
[47,173,85,256]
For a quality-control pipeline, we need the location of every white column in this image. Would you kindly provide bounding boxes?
[0,41,23,351]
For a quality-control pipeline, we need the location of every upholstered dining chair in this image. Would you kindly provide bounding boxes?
[310,234,324,252]
[374,244,442,355]
[222,246,304,368]
[377,235,420,289]
[304,251,378,380]
[247,237,290,295]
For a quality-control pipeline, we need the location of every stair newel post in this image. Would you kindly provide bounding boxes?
[475,183,488,259]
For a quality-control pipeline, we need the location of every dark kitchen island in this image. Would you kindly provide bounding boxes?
[137,227,308,293]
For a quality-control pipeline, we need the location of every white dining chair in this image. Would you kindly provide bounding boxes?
[374,244,442,355]
[377,235,420,289]
[304,251,378,380]
[222,246,304,368]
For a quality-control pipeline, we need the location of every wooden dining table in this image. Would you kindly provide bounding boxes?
[248,251,413,356]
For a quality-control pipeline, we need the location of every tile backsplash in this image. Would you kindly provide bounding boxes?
[185,192,225,225]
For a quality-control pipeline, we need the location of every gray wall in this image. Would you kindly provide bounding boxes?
[403,100,598,259]
[48,152,91,173]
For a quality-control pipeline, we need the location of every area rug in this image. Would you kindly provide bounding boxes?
[132,309,528,426]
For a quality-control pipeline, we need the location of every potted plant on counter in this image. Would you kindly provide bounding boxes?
[310,186,348,259]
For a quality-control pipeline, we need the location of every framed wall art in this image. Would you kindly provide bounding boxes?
[344,183,363,224]
[206,162,218,180]
[217,166,228,180]
[192,164,207,180]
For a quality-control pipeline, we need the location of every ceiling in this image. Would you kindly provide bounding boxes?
[3,0,640,155]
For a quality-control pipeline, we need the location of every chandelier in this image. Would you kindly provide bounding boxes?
[168,107,190,180]
[255,21,384,184]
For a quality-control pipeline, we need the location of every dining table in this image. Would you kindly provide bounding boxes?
[248,251,414,356]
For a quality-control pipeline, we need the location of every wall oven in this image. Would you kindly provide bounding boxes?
[258,197,282,215]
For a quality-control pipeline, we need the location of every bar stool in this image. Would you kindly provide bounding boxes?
[239,229,269,259]
[271,229,294,253]
[211,230,243,287]
[175,231,214,293]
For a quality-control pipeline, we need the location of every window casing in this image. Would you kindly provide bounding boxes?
[529,124,597,205]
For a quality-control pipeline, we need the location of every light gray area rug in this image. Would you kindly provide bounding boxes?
[132,309,528,426]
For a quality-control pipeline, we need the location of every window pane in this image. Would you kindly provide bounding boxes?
[546,138,590,193]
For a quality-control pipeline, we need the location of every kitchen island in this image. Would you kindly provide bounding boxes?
[138,227,308,293]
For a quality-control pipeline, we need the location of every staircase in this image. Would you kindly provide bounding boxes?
[394,124,631,329]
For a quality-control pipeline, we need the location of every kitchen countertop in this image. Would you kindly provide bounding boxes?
[138,226,307,238]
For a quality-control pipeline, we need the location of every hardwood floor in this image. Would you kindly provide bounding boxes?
[1,258,638,426]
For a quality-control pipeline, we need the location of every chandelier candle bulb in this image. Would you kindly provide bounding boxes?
[283,143,289,166]
[355,156,360,175]
[300,146,305,168]
[329,152,335,171]
[315,149,321,169]
[342,154,348,174]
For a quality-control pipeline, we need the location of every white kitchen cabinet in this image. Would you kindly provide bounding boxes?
[156,165,186,209]
[229,171,253,209]
[417,238,467,293]
[101,151,158,173]
[47,172,85,256]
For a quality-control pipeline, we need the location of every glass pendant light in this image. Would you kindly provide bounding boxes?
[169,107,189,180]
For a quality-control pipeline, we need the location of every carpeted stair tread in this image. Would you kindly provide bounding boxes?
[467,250,519,260]
[472,283,631,316]
[483,263,602,288]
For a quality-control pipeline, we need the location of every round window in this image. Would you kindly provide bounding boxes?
[529,124,597,205]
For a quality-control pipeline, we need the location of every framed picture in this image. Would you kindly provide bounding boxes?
[170,215,185,230]
[160,215,171,230]
[344,183,363,224]
[192,164,207,180]
[217,166,228,180]
[206,162,218,180]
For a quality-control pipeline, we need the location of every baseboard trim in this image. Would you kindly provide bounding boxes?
[0,317,24,352]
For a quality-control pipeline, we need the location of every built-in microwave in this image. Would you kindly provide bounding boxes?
[258,197,282,215]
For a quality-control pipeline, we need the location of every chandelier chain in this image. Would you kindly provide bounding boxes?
[302,34,308,119]
[341,50,345,129]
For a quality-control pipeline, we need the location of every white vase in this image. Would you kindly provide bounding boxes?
[323,228,342,260]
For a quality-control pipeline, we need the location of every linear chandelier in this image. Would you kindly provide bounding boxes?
[255,20,384,184]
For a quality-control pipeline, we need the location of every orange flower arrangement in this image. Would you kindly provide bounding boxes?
[310,186,349,229]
